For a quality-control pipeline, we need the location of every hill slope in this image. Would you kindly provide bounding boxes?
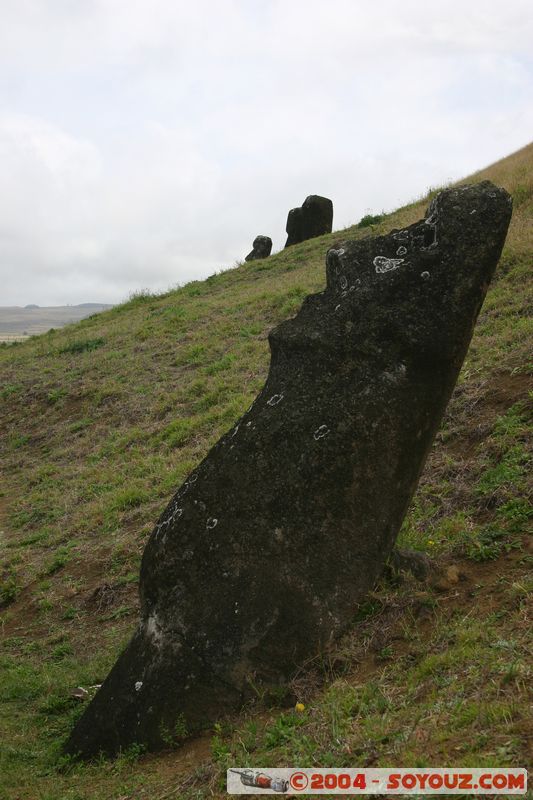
[0,143,532,799]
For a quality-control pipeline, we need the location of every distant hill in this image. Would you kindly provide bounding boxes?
[0,303,113,342]
[76,303,114,309]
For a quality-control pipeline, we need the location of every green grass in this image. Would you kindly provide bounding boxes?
[58,338,106,355]
[0,143,532,798]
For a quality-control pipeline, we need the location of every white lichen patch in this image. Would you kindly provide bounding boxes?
[382,363,407,384]
[374,255,404,274]
[314,424,330,440]
[422,209,439,249]
[392,230,409,242]
[144,613,164,648]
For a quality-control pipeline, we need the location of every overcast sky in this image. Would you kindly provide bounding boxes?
[1,0,531,306]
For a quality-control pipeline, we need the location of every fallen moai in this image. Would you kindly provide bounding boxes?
[285,194,333,246]
[245,235,272,262]
[65,181,512,758]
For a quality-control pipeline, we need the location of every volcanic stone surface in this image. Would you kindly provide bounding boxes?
[245,235,272,262]
[65,181,511,758]
[285,194,333,246]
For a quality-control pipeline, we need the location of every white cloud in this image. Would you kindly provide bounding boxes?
[0,0,531,305]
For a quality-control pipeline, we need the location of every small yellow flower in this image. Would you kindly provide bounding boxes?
[295,702,305,713]
[427,540,435,546]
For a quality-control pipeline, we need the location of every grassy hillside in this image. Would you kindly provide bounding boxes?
[0,143,532,799]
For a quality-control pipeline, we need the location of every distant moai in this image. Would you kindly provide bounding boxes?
[285,194,333,246]
[245,235,272,262]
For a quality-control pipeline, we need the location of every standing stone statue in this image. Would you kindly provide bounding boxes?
[285,194,333,246]
[245,235,272,262]
[64,181,511,759]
